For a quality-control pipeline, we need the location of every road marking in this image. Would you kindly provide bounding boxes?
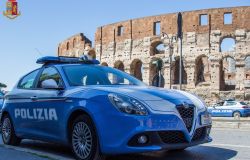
[208,143,250,149]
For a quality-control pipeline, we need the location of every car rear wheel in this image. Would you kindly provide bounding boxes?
[71,115,105,160]
[233,111,241,118]
[1,115,21,146]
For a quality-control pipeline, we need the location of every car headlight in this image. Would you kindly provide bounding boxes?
[108,93,148,116]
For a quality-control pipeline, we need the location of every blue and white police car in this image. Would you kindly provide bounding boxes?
[0,91,4,131]
[0,56,212,160]
[208,100,250,118]
[0,91,3,108]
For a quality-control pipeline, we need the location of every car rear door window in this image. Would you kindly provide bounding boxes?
[18,70,40,89]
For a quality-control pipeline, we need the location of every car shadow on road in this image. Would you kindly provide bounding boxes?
[17,140,237,160]
[107,146,238,160]
[19,140,73,159]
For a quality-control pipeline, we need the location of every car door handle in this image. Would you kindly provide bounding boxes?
[30,96,38,101]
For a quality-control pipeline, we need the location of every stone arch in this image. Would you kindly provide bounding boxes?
[195,55,211,85]
[66,42,70,50]
[245,56,250,70]
[220,56,236,91]
[101,62,108,66]
[149,57,165,87]
[245,55,250,80]
[73,38,76,48]
[114,61,125,71]
[172,57,187,84]
[150,41,165,56]
[220,37,236,52]
[130,59,143,81]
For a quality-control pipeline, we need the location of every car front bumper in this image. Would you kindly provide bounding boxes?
[94,110,212,155]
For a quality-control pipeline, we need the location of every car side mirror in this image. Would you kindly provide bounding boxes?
[41,79,63,90]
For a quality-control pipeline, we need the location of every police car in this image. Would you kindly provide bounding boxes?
[0,56,212,160]
[0,91,4,131]
[0,91,3,108]
[208,100,250,118]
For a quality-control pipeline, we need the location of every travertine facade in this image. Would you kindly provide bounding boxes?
[58,6,250,104]
[58,33,93,57]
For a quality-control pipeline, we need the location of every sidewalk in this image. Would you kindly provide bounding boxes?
[212,117,250,129]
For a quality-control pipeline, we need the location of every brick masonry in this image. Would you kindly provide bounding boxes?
[58,6,250,104]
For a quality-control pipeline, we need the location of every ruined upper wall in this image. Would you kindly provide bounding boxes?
[95,6,250,45]
[58,33,92,57]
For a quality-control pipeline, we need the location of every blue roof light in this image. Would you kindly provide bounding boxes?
[36,56,100,65]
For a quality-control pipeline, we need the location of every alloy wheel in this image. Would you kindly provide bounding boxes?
[72,122,93,159]
[2,117,11,143]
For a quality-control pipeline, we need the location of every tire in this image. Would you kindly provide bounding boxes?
[70,115,105,160]
[233,111,241,118]
[1,114,21,146]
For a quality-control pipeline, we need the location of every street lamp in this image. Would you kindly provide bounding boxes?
[177,12,183,90]
[161,32,175,89]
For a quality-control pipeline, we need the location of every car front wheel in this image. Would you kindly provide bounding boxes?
[233,111,241,118]
[1,114,21,146]
[71,115,105,160]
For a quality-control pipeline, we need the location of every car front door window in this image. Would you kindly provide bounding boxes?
[37,67,63,89]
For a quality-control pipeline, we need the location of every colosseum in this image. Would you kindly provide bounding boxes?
[58,6,250,104]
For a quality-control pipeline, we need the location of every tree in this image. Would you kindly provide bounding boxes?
[0,82,7,88]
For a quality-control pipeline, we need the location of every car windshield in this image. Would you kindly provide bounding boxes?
[240,102,247,105]
[63,65,146,86]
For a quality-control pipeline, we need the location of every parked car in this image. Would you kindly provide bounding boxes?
[0,91,4,131]
[208,100,250,118]
[0,56,212,160]
[0,91,3,108]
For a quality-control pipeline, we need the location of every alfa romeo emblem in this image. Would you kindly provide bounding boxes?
[183,102,190,109]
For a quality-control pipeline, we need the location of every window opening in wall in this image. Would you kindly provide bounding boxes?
[117,26,124,36]
[224,13,232,24]
[153,21,161,35]
[200,14,208,26]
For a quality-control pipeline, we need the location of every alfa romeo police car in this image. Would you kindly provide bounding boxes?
[208,100,250,118]
[0,91,3,108]
[0,56,212,160]
[0,91,3,129]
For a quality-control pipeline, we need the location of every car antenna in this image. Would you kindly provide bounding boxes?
[35,48,43,56]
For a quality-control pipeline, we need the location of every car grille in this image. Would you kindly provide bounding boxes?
[158,131,188,144]
[192,127,206,142]
[176,105,195,132]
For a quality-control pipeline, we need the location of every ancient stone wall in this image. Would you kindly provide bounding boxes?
[58,33,92,57]
[94,6,250,103]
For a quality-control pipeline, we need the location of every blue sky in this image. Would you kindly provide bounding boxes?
[0,0,249,90]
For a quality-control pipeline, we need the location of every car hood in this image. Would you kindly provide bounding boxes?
[93,86,199,105]
[68,85,204,112]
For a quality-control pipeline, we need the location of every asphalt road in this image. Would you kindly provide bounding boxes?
[0,128,250,160]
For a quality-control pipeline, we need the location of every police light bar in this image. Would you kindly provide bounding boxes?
[36,56,100,65]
